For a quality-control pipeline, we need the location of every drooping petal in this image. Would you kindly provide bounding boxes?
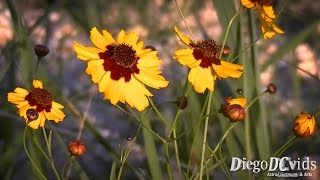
[73,41,101,60]
[174,49,200,68]
[262,5,275,19]
[213,61,243,78]
[174,26,193,46]
[188,66,215,93]
[134,70,169,89]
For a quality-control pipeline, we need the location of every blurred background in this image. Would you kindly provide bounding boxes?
[0,0,320,179]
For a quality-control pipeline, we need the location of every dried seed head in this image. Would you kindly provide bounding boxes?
[34,45,49,59]
[68,139,86,156]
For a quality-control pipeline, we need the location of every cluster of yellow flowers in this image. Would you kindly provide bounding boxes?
[6,1,316,139]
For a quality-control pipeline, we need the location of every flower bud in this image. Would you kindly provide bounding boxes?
[292,112,316,138]
[219,97,246,122]
[221,45,232,56]
[236,88,243,95]
[34,44,49,59]
[176,96,188,109]
[266,83,277,94]
[68,139,86,156]
[26,109,39,121]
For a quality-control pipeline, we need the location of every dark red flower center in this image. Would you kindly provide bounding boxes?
[25,88,53,112]
[98,44,140,82]
[190,40,221,68]
[251,0,272,6]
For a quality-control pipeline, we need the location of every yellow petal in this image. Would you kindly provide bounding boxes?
[134,70,169,89]
[138,51,162,67]
[103,78,122,105]
[262,5,275,19]
[174,49,199,68]
[85,60,106,83]
[188,66,215,93]
[98,71,112,93]
[102,29,115,44]
[241,0,255,8]
[123,78,151,111]
[52,101,64,109]
[174,26,192,46]
[19,104,33,118]
[123,32,139,47]
[74,41,101,61]
[213,61,243,78]
[117,30,125,44]
[228,98,247,107]
[33,80,43,89]
[90,27,111,50]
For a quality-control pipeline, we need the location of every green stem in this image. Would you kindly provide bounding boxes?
[42,127,61,180]
[23,126,47,180]
[174,0,195,41]
[167,110,182,138]
[117,125,142,180]
[194,122,239,180]
[148,97,169,126]
[199,92,213,180]
[164,143,173,180]
[61,156,74,180]
[173,130,182,178]
[273,136,297,157]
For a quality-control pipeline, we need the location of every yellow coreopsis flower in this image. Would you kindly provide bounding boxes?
[173,27,243,93]
[292,112,316,138]
[241,0,284,39]
[7,80,66,129]
[74,27,169,111]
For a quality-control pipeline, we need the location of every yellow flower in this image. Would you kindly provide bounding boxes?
[173,27,243,93]
[74,27,168,111]
[219,97,246,122]
[292,112,316,138]
[240,0,284,39]
[7,80,65,129]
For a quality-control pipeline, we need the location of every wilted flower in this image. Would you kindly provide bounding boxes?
[220,97,247,122]
[7,80,65,129]
[173,27,243,93]
[292,112,316,138]
[68,139,86,156]
[74,27,169,111]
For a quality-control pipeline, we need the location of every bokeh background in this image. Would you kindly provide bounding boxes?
[0,0,320,179]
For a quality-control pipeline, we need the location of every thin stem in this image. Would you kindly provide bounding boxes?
[194,122,239,180]
[173,130,182,178]
[77,87,95,139]
[218,10,242,60]
[148,97,169,126]
[23,126,47,180]
[117,125,142,180]
[61,156,74,180]
[167,110,182,138]
[164,143,173,180]
[174,0,195,41]
[41,127,61,180]
[273,136,297,157]
[199,92,213,180]
[127,106,166,144]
